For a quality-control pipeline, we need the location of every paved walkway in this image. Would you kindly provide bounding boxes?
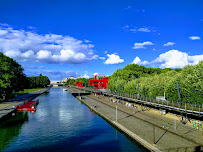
[68,87,203,152]
[0,87,51,119]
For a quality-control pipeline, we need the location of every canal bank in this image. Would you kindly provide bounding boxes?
[76,96,158,152]
[1,87,143,152]
[0,86,52,120]
[67,87,203,152]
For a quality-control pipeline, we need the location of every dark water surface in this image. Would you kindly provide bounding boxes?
[0,87,142,152]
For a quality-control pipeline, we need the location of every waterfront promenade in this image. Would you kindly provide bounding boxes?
[67,87,203,152]
[0,87,51,119]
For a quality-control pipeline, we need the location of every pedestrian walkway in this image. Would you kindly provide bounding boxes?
[67,87,203,152]
[0,87,51,119]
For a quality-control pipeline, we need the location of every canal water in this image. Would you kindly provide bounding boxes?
[0,87,142,152]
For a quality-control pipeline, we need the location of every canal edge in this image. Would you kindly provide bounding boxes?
[75,96,161,152]
[0,86,52,121]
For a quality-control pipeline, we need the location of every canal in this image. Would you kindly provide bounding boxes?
[0,87,142,152]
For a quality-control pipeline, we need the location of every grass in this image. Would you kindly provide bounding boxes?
[8,88,42,99]
[17,88,41,94]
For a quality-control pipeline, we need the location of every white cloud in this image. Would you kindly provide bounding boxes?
[52,49,86,64]
[132,50,203,68]
[129,27,151,32]
[188,55,203,65]
[152,50,203,68]
[136,28,151,32]
[104,53,124,64]
[123,25,155,33]
[163,42,175,46]
[22,50,34,58]
[0,24,98,64]
[99,57,105,60]
[0,30,8,35]
[132,41,154,49]
[104,51,108,54]
[132,56,149,65]
[93,73,98,76]
[28,26,37,30]
[36,50,52,60]
[84,39,91,43]
[82,71,90,79]
[189,36,201,40]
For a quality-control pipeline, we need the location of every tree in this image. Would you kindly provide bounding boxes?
[0,52,26,100]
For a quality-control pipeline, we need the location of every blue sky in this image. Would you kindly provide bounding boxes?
[0,0,202,80]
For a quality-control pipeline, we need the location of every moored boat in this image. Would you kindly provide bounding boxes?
[63,88,67,91]
[17,99,39,112]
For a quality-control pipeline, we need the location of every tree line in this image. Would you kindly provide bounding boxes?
[109,62,202,103]
[67,78,90,87]
[0,52,50,100]
[27,74,50,88]
[69,62,202,104]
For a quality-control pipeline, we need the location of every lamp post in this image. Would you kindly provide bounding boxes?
[176,82,181,106]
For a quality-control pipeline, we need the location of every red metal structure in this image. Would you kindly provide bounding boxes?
[89,74,108,89]
[74,81,84,87]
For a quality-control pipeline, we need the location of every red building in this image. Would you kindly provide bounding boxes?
[89,75,108,89]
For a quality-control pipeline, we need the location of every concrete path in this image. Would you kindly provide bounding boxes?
[67,87,203,152]
[0,87,51,119]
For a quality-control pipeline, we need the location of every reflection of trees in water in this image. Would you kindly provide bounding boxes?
[41,91,50,97]
[0,112,29,151]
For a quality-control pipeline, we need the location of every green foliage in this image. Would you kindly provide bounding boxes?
[179,61,203,103]
[111,63,175,81]
[109,63,202,103]
[67,62,202,103]
[0,52,27,99]
[27,74,50,88]
[67,77,91,87]
[0,52,50,100]
[18,88,41,94]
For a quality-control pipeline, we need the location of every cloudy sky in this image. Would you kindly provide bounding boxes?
[0,0,202,80]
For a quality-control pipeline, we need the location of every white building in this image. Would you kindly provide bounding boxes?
[62,78,68,83]
[70,76,74,79]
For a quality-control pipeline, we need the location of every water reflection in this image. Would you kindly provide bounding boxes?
[0,112,29,151]
[1,87,142,152]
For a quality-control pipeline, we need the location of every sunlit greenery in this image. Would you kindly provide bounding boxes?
[70,62,202,103]
[0,52,50,100]
[109,62,202,103]
[27,74,50,88]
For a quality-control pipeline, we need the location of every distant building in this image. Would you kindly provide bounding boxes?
[50,81,60,84]
[62,78,68,83]
[78,76,81,79]
[70,76,74,79]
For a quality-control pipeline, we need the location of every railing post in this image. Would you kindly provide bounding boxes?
[199,105,200,116]
[116,105,117,121]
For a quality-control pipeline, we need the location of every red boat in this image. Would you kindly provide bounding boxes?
[17,99,39,112]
